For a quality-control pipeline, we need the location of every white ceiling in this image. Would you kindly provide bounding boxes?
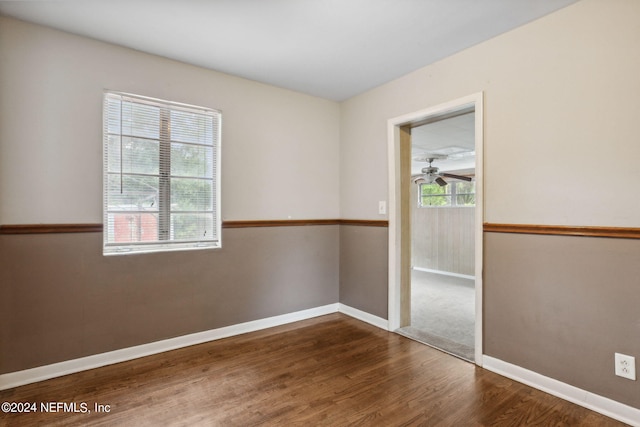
[412,112,475,175]
[0,0,578,101]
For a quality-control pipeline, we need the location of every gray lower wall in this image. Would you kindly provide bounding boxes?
[484,232,640,409]
[0,226,339,374]
[338,225,388,320]
[3,224,639,412]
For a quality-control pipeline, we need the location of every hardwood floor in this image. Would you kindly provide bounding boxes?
[0,314,627,426]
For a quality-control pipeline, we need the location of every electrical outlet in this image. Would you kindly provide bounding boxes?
[615,353,636,380]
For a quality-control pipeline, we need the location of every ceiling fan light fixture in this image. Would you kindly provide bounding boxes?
[423,175,436,184]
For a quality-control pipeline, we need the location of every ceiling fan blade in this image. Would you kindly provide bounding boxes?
[435,177,447,187]
[441,173,473,182]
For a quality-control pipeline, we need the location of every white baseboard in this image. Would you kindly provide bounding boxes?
[412,267,474,280]
[338,303,389,330]
[483,356,640,427]
[0,303,339,391]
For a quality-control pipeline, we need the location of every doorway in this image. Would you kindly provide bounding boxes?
[401,111,476,361]
[387,93,484,365]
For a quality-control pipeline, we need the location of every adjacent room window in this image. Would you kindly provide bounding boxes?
[103,92,221,255]
[419,181,475,207]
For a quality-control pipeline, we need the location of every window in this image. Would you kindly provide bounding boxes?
[419,181,475,207]
[103,92,221,255]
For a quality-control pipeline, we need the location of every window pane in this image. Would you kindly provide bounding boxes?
[108,137,159,174]
[171,143,213,178]
[107,212,159,243]
[106,98,122,134]
[420,183,450,207]
[107,174,159,210]
[455,181,475,193]
[107,135,121,173]
[170,110,214,144]
[121,101,160,139]
[121,137,159,174]
[456,194,476,206]
[454,181,475,206]
[421,184,448,196]
[170,178,213,211]
[171,213,214,240]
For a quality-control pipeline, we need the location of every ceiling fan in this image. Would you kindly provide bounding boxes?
[411,156,473,187]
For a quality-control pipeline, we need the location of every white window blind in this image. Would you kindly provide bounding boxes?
[103,92,221,255]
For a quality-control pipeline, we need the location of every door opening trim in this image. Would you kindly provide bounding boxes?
[387,92,484,365]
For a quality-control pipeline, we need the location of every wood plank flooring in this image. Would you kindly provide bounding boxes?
[0,314,628,426]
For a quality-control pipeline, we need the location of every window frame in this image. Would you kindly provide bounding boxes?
[103,91,221,255]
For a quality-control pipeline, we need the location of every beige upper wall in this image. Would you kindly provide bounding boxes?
[340,0,640,226]
[0,16,340,224]
[4,0,640,227]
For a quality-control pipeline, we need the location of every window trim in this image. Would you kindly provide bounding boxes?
[103,91,221,255]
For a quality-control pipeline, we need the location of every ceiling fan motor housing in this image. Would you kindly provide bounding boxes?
[422,166,439,175]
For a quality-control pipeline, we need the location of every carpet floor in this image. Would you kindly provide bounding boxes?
[397,270,475,361]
